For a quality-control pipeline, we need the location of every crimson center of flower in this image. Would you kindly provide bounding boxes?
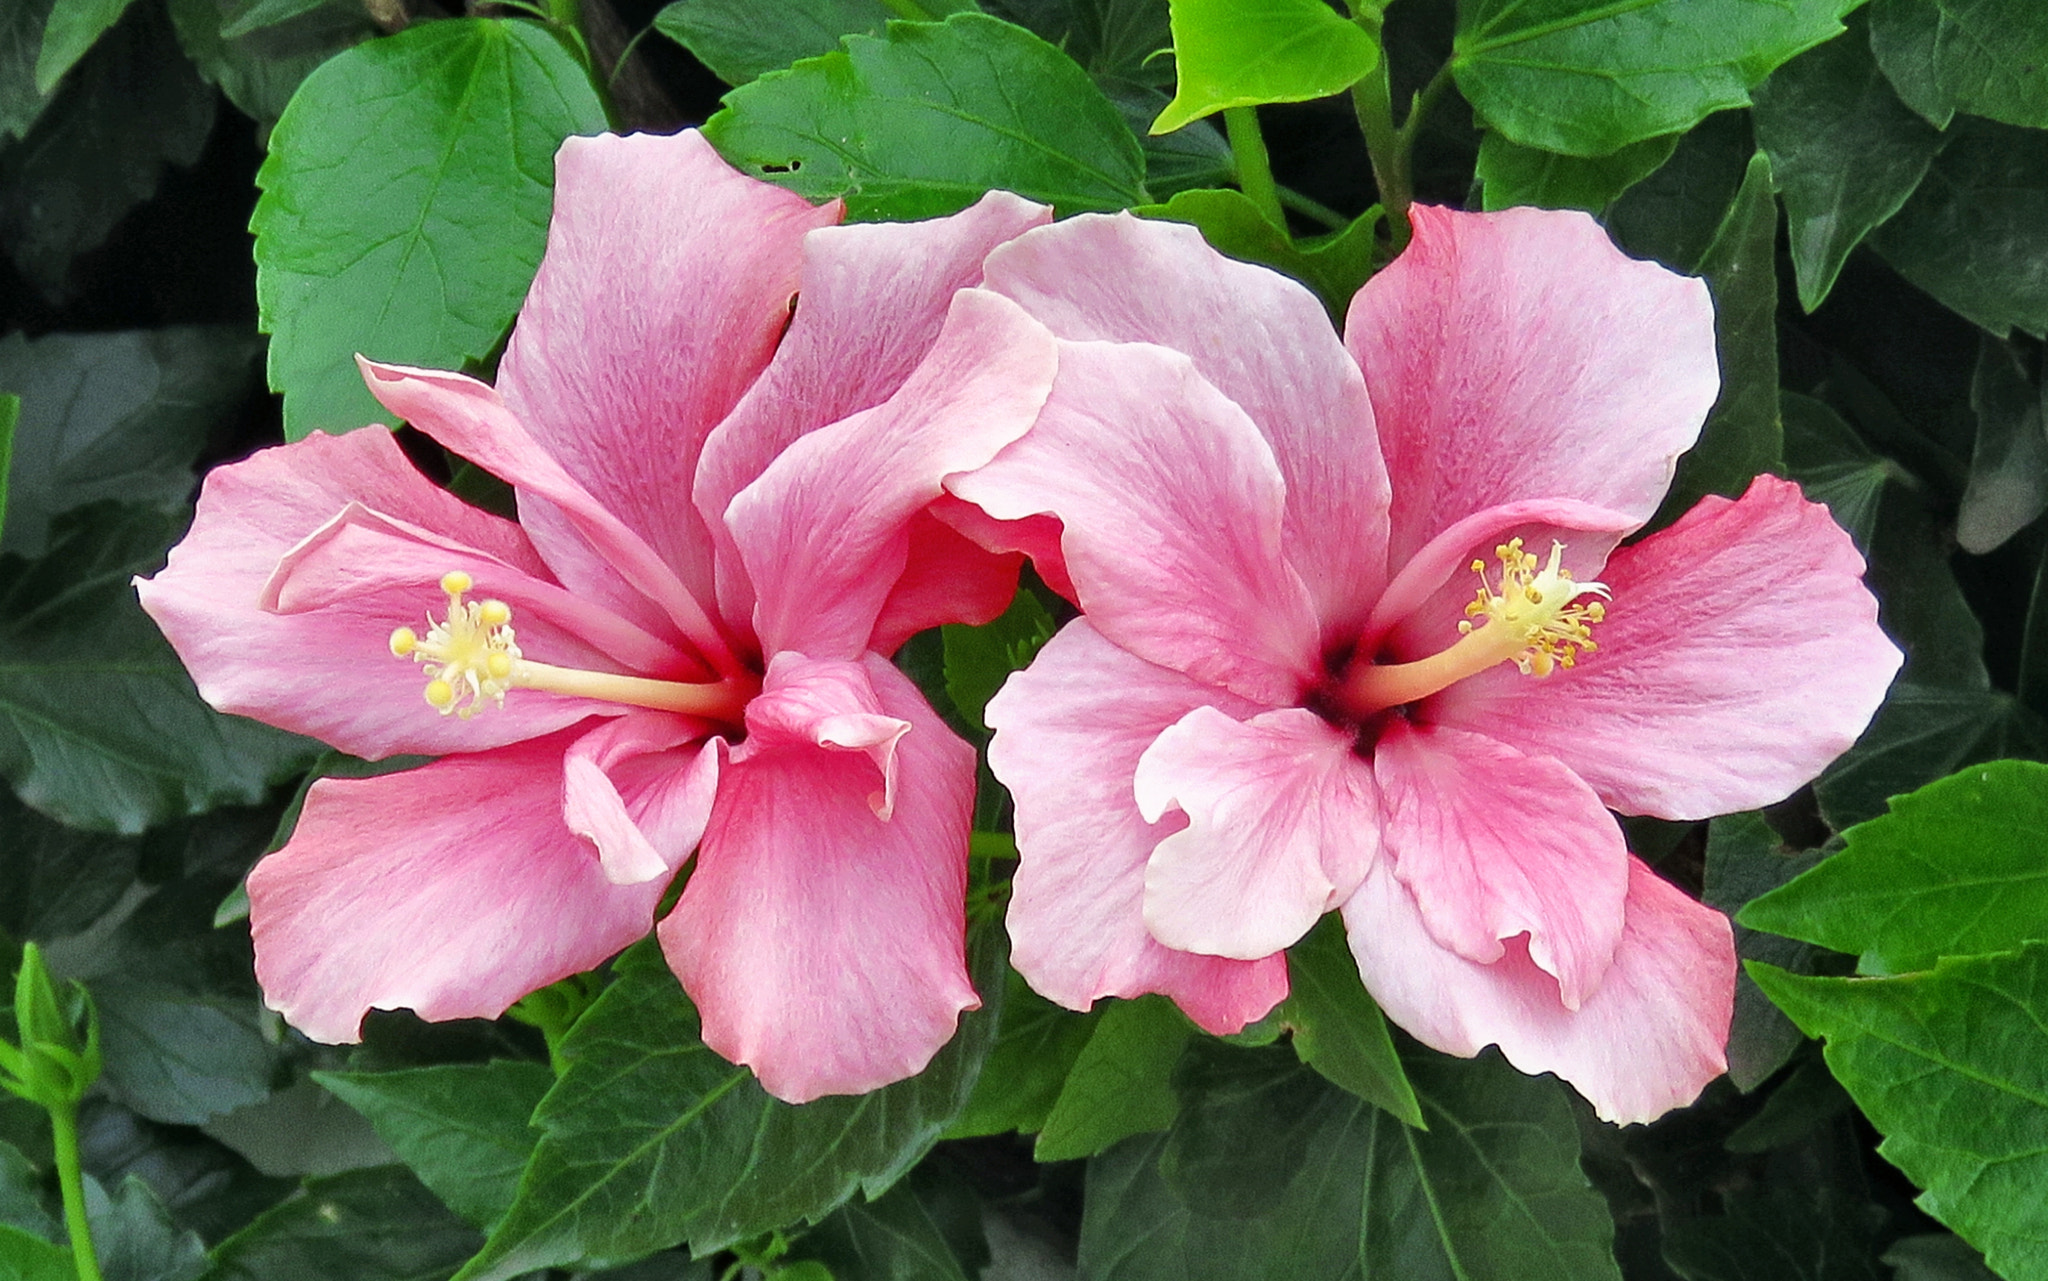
[1336,538,1610,717]
[389,570,757,723]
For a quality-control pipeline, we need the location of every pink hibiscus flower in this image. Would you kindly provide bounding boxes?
[135,131,1061,1103]
[945,206,1902,1123]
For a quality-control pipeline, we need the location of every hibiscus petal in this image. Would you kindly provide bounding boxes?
[982,213,1392,634]
[497,131,840,611]
[986,621,1289,1032]
[1343,856,1733,1125]
[867,507,1026,658]
[249,732,665,1042]
[951,339,1321,707]
[1372,720,1627,1008]
[1347,205,1719,565]
[1428,476,1903,819]
[134,429,621,759]
[739,652,909,818]
[696,191,1050,632]
[562,712,720,886]
[1135,706,1378,961]
[658,655,979,1102]
[727,288,1057,660]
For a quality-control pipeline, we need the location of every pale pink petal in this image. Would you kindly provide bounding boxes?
[357,358,744,678]
[982,214,1392,634]
[497,131,840,611]
[951,340,1321,708]
[739,651,909,819]
[1342,857,1734,1125]
[135,431,634,759]
[249,732,664,1042]
[868,508,1025,658]
[658,656,978,1102]
[562,713,720,886]
[726,289,1057,660]
[1428,476,1902,819]
[1347,205,1719,565]
[985,621,1289,1032]
[696,191,1050,631]
[1371,720,1627,1008]
[1134,707,1377,961]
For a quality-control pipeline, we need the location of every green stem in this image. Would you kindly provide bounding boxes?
[1224,106,1287,233]
[1396,62,1457,158]
[1277,184,1347,231]
[49,1098,100,1281]
[1350,43,1407,247]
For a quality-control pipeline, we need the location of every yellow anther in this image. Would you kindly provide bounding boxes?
[479,599,512,627]
[424,679,455,709]
[486,651,514,680]
[389,627,417,657]
[440,570,473,596]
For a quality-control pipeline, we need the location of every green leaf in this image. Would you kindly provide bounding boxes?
[788,1180,972,1281]
[203,1165,484,1281]
[166,0,373,125]
[1451,0,1860,157]
[1035,996,1190,1161]
[1873,116,2048,340]
[1814,684,2045,832]
[1,1,216,305]
[1151,0,1379,134]
[316,1062,553,1231]
[1884,1234,2002,1281]
[1274,914,1421,1126]
[0,504,315,832]
[90,935,281,1127]
[1475,131,1677,213]
[1781,391,1893,548]
[0,393,16,554]
[941,589,1055,734]
[0,1139,54,1238]
[0,0,58,141]
[89,1176,207,1281]
[32,0,140,94]
[1654,150,1783,525]
[1701,811,1824,1090]
[1868,0,2048,130]
[702,14,1149,221]
[217,0,341,37]
[653,0,890,85]
[458,930,1006,1279]
[0,1225,73,1281]
[0,789,139,941]
[1134,188,1378,317]
[0,328,259,559]
[1956,336,2048,556]
[1752,945,2048,1281]
[252,18,608,441]
[1080,1042,1620,1281]
[1604,108,1754,273]
[1742,760,2048,975]
[1751,8,1944,312]
[943,969,1098,1140]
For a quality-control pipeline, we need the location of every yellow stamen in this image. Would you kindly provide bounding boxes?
[1340,539,1608,715]
[393,571,757,722]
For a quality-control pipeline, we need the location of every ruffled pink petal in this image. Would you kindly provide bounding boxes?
[726,289,1057,660]
[562,713,720,886]
[868,508,1026,658]
[497,131,840,612]
[1371,720,1627,1008]
[950,340,1321,708]
[1133,706,1377,961]
[985,621,1289,1032]
[1342,856,1734,1125]
[739,651,909,818]
[929,495,1075,604]
[135,430,628,759]
[658,655,978,1102]
[1347,205,1720,566]
[358,358,741,678]
[696,191,1049,633]
[249,732,665,1042]
[982,214,1392,634]
[1428,476,1903,819]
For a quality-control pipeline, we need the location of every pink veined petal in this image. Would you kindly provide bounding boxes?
[1342,856,1734,1125]
[357,358,741,678]
[950,339,1321,708]
[562,712,720,886]
[982,214,1392,635]
[497,131,841,613]
[696,191,1050,633]
[727,289,1057,660]
[867,507,1026,658]
[1428,476,1904,820]
[739,651,910,819]
[986,620,1289,1033]
[249,732,666,1042]
[1347,204,1720,566]
[134,431,626,759]
[1134,706,1377,961]
[658,655,979,1103]
[929,495,1076,604]
[1371,720,1628,1009]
